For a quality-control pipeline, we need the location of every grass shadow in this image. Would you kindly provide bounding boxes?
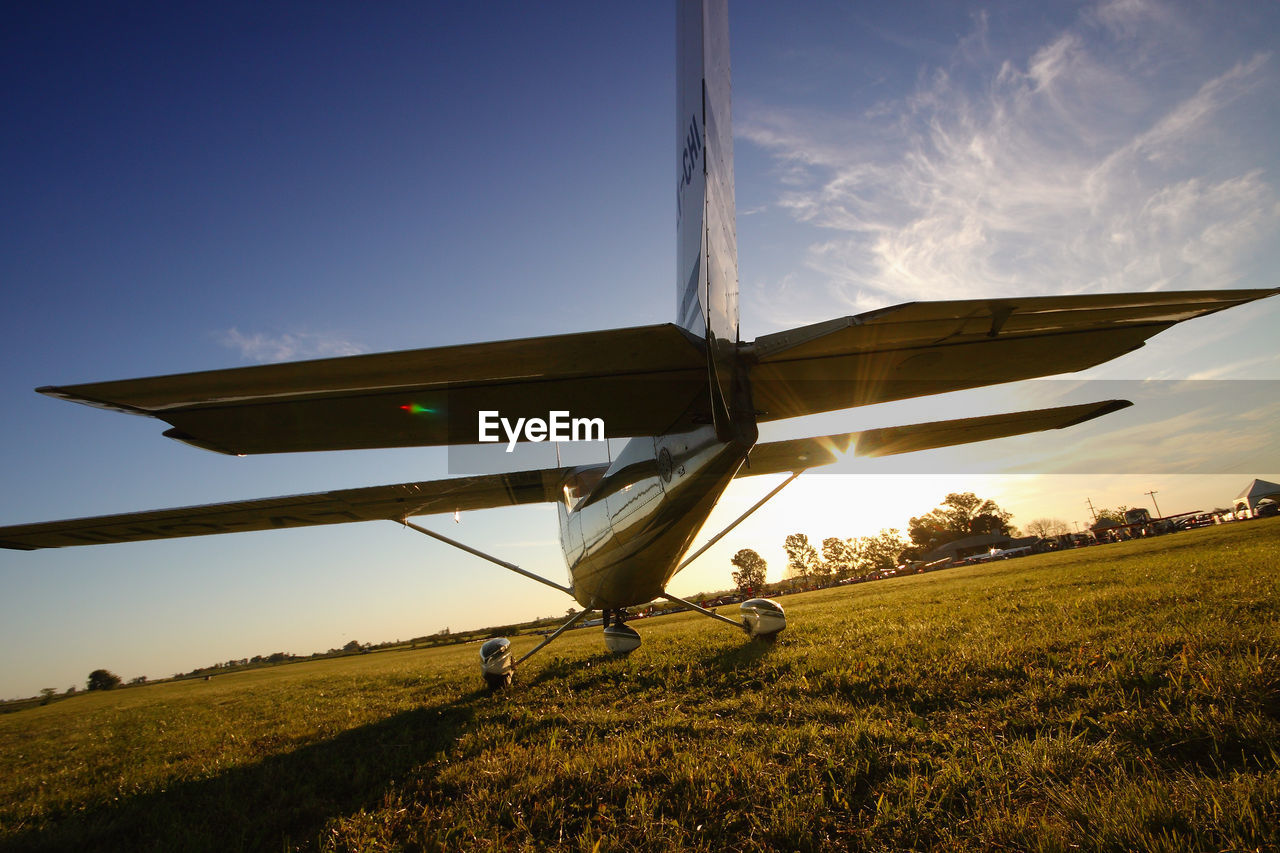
[702,636,782,673]
[523,650,619,686]
[2,690,490,853]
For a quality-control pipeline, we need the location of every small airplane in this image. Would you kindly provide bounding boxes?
[2,1,1275,688]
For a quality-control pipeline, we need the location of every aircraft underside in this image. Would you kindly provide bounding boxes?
[562,425,753,610]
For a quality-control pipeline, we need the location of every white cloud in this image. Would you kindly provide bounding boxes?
[738,1,1280,322]
[217,328,367,363]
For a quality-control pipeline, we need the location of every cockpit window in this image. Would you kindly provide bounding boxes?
[562,467,606,510]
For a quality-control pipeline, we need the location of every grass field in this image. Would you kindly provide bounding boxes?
[1,520,1277,852]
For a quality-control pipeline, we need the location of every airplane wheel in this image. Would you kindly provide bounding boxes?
[603,622,642,654]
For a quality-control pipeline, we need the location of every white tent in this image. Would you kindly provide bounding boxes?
[1233,479,1280,511]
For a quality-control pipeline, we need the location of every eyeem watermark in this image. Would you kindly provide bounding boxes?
[478,410,605,452]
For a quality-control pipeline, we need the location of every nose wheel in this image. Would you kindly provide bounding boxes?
[602,608,641,654]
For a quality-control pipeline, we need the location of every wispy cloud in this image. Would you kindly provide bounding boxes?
[1185,353,1280,381]
[739,1,1279,321]
[217,328,367,363]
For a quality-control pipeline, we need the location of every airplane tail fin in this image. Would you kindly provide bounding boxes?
[676,0,746,440]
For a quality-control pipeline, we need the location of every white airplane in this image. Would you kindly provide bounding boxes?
[1,1,1275,688]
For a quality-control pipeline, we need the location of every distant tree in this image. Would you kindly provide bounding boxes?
[730,548,768,592]
[783,533,820,579]
[342,640,362,653]
[1095,506,1129,524]
[129,676,147,685]
[908,493,1015,551]
[86,669,121,691]
[905,516,950,554]
[810,548,835,582]
[1025,518,1069,538]
[821,537,857,577]
[39,687,57,705]
[854,529,910,572]
[970,512,1014,537]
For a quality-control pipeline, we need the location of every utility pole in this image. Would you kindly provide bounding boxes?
[1145,489,1162,519]
[1085,498,1098,523]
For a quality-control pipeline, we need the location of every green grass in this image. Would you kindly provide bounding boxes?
[2,520,1277,852]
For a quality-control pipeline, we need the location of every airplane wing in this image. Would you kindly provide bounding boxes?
[0,469,572,551]
[38,324,708,455]
[748,289,1276,421]
[736,399,1133,477]
[34,290,1276,456]
[0,398,1131,549]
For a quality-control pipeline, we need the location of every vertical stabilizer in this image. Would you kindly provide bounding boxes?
[676,0,742,437]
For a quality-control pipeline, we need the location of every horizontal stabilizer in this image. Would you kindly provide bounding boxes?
[0,468,572,550]
[38,324,707,455]
[749,289,1276,421]
[736,434,852,476]
[736,399,1132,478]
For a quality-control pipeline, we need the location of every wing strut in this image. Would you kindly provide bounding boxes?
[659,592,744,629]
[399,520,572,595]
[675,470,804,573]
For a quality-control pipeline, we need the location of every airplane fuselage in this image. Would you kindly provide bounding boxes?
[558,422,756,610]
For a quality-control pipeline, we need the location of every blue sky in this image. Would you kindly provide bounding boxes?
[2,0,1277,699]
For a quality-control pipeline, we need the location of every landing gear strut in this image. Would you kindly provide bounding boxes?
[399,520,585,689]
[660,592,788,640]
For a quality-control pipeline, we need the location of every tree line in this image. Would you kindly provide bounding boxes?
[729,491,1028,591]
